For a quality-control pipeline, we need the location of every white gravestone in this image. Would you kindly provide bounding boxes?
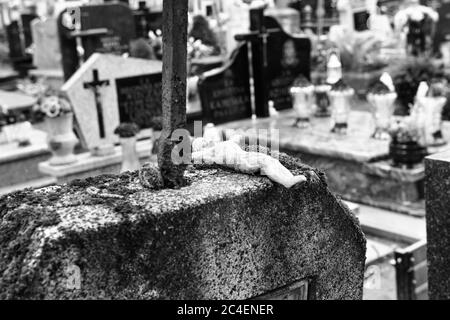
[62,53,162,155]
[31,17,62,70]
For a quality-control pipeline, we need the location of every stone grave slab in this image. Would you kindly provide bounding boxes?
[61,53,162,152]
[0,127,51,189]
[197,43,252,125]
[217,109,450,216]
[264,16,311,111]
[39,138,156,184]
[0,153,366,300]
[426,150,450,300]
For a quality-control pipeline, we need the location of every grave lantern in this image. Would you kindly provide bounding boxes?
[412,81,448,147]
[290,76,315,128]
[367,78,397,141]
[329,79,354,134]
[326,51,342,85]
[314,78,332,118]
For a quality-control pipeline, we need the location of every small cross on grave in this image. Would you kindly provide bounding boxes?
[235,5,279,118]
[157,0,188,188]
[83,69,110,139]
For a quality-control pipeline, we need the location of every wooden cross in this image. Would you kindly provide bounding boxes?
[83,69,110,139]
[157,0,188,188]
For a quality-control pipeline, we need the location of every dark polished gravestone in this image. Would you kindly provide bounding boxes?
[264,16,311,111]
[0,152,366,299]
[116,73,162,129]
[58,3,137,80]
[426,150,450,300]
[133,5,163,39]
[197,43,253,125]
[432,1,450,53]
[5,18,36,74]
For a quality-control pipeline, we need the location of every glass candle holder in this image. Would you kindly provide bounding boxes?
[120,136,140,173]
[415,96,447,146]
[367,92,397,140]
[290,85,315,128]
[314,84,332,117]
[329,88,354,134]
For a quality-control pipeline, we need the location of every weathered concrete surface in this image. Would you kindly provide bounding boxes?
[0,151,366,300]
[426,151,450,300]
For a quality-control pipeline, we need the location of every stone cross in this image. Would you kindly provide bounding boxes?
[157,0,188,188]
[83,69,110,139]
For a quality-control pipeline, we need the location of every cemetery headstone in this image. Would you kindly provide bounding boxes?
[62,53,162,153]
[351,0,371,31]
[80,3,136,58]
[265,16,311,111]
[197,43,252,125]
[31,17,62,70]
[0,151,367,300]
[433,2,450,53]
[133,4,163,39]
[57,8,79,81]
[58,3,137,80]
[6,21,25,61]
[235,9,311,116]
[426,150,450,300]
[337,0,371,32]
[21,13,39,49]
[266,3,301,34]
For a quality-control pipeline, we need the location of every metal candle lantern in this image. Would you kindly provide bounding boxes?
[329,80,354,134]
[314,83,332,117]
[290,76,315,128]
[414,96,447,146]
[367,80,398,140]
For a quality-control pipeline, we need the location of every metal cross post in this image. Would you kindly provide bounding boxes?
[235,6,278,119]
[157,0,188,188]
[83,69,110,139]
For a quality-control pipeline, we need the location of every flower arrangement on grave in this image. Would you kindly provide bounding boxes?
[114,123,141,173]
[290,76,315,128]
[186,37,216,100]
[367,74,398,140]
[394,1,439,56]
[390,57,444,115]
[329,79,355,134]
[329,30,387,73]
[313,28,389,96]
[188,15,220,55]
[16,76,49,98]
[129,38,156,60]
[32,93,73,122]
[33,93,78,166]
[148,29,163,60]
[388,117,428,168]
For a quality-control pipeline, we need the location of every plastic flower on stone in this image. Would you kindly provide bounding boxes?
[388,117,421,143]
[41,96,62,118]
[38,96,72,119]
